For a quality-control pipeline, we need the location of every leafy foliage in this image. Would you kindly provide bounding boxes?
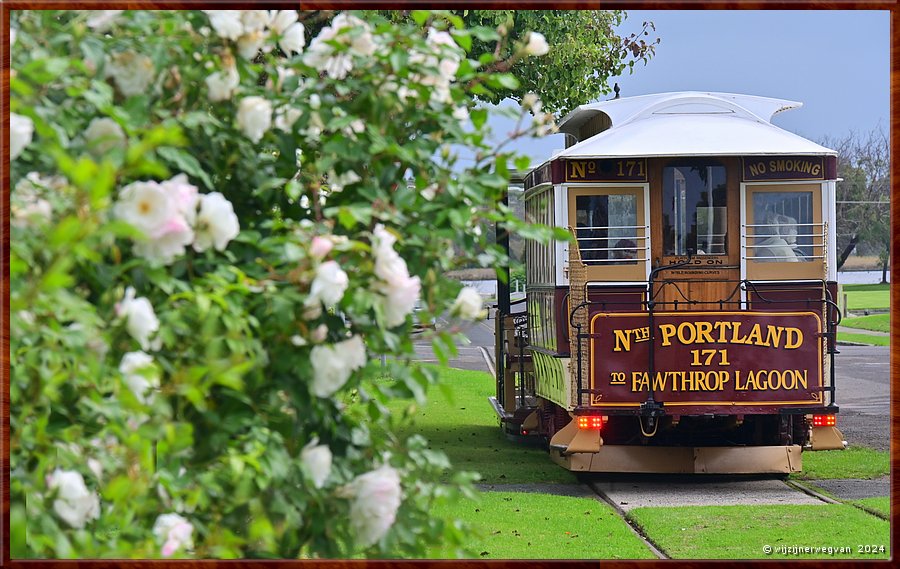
[10,9,560,559]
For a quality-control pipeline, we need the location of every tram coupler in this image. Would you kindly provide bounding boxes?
[639,400,665,417]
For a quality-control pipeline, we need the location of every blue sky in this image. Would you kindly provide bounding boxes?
[492,10,890,166]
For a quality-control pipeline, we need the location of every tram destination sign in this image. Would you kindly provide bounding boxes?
[588,311,823,407]
[565,158,648,182]
[742,156,825,181]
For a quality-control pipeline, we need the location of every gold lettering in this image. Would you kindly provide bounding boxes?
[613,329,631,352]
[632,371,648,392]
[765,325,783,348]
[785,327,803,349]
[745,323,765,346]
[677,322,697,345]
[811,164,821,176]
[696,321,715,344]
[570,161,586,179]
[659,324,677,347]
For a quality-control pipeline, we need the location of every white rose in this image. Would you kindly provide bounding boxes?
[421,184,437,201]
[11,173,54,227]
[382,274,421,328]
[153,513,194,558]
[205,65,240,102]
[118,351,159,404]
[521,92,540,110]
[10,112,34,160]
[452,106,469,123]
[270,10,298,34]
[86,10,123,32]
[524,31,549,56]
[274,106,302,132]
[10,27,16,47]
[204,11,243,40]
[279,22,305,55]
[240,10,270,34]
[301,440,333,489]
[310,335,367,398]
[46,469,101,529]
[236,96,272,143]
[193,192,240,252]
[85,117,126,156]
[106,50,155,97]
[307,260,349,308]
[452,287,485,320]
[114,181,174,237]
[347,465,402,547]
[115,287,160,351]
[237,29,267,60]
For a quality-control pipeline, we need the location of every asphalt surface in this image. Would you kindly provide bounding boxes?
[830,345,890,451]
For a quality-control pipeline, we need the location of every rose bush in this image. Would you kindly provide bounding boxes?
[10,9,566,558]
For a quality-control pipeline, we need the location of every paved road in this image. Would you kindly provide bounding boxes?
[830,345,890,451]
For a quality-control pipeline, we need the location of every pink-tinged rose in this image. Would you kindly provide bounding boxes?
[310,236,333,259]
[153,513,194,557]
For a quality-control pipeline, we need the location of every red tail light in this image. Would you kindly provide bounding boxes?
[812,415,836,427]
[577,415,604,430]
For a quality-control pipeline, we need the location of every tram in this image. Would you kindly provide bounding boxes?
[491,92,845,474]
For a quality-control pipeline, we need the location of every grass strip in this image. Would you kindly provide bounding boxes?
[851,497,890,517]
[842,290,889,311]
[627,504,890,559]
[840,314,889,333]
[431,491,655,559]
[393,366,576,484]
[793,447,889,480]
[842,284,890,292]
[837,332,889,346]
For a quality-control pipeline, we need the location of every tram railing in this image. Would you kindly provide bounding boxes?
[573,224,649,264]
[568,277,842,412]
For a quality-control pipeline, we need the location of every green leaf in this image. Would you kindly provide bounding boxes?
[157,147,214,190]
[411,10,431,26]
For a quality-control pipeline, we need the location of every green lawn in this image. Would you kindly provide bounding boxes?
[393,366,576,484]
[837,332,889,346]
[431,491,655,559]
[628,504,890,559]
[841,283,889,311]
[840,313,889,333]
[794,447,890,480]
[852,497,891,517]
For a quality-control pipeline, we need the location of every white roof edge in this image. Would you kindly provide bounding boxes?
[557,91,804,135]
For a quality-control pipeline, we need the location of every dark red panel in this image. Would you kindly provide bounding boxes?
[588,311,824,409]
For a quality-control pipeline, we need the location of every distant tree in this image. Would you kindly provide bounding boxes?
[379,10,658,115]
[823,127,890,278]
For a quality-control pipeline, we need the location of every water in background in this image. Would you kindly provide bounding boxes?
[838,271,890,285]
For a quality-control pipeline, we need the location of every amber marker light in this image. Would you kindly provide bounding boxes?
[812,415,837,427]
[577,415,604,430]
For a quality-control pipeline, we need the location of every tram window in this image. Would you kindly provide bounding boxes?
[751,191,815,262]
[662,164,727,256]
[574,194,639,265]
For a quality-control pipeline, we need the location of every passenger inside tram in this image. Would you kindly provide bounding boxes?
[755,212,801,262]
[611,238,638,263]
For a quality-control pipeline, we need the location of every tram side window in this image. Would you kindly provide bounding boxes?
[574,194,639,265]
[751,192,815,262]
[662,163,727,256]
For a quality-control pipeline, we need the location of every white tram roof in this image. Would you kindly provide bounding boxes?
[556,91,836,158]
